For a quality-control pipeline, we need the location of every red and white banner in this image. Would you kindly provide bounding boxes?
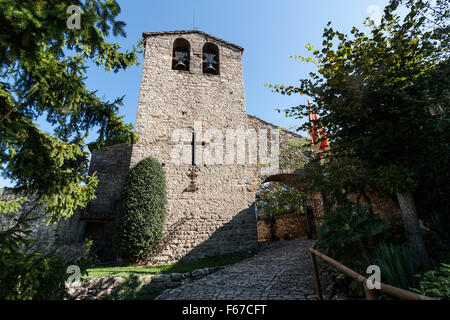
[308,98,329,154]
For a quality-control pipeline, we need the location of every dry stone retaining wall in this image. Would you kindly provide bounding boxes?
[67,266,225,300]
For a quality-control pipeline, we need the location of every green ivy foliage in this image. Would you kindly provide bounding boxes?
[256,182,307,221]
[265,0,448,272]
[113,157,167,264]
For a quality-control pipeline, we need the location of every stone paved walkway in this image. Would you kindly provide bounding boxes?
[156,240,317,300]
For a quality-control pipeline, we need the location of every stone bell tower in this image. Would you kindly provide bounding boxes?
[130,30,259,264]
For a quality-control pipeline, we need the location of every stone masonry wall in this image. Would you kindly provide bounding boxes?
[83,143,132,220]
[0,30,402,266]
[67,266,226,300]
[257,213,309,242]
[129,31,309,265]
[347,191,403,223]
[78,143,133,261]
[0,189,86,260]
[130,32,257,265]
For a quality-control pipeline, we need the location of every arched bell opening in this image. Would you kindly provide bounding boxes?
[172,38,191,71]
[202,42,220,75]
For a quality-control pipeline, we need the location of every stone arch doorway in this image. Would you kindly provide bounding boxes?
[255,173,325,242]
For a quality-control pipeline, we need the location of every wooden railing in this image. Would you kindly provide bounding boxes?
[309,248,434,300]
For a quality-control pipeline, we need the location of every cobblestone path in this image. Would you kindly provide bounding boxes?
[156,240,317,300]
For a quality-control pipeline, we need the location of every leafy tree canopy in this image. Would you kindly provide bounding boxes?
[267,0,448,269]
[268,0,449,194]
[256,182,307,220]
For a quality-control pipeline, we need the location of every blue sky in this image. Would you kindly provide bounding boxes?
[1,0,390,187]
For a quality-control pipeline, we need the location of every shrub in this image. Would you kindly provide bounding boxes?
[113,157,167,264]
[364,243,416,290]
[423,211,450,263]
[413,264,450,299]
[315,204,390,267]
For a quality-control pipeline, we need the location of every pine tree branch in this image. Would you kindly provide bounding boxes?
[1,82,40,122]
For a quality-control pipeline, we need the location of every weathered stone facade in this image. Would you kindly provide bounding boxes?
[130,31,310,264]
[347,191,402,223]
[83,143,133,221]
[78,30,309,265]
[79,143,133,261]
[0,189,87,260]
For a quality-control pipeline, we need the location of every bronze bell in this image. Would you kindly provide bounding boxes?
[174,51,188,70]
[205,63,217,74]
[203,53,218,74]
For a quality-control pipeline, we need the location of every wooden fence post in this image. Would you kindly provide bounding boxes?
[363,281,376,300]
[309,250,323,300]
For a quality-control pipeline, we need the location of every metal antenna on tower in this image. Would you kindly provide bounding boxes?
[193,9,197,30]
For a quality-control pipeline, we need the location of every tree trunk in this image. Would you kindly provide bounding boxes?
[305,206,315,239]
[269,216,277,241]
[396,190,430,270]
[267,206,277,241]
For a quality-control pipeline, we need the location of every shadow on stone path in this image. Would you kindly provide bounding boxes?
[156,240,317,300]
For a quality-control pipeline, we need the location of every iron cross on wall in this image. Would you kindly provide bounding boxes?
[183,132,206,192]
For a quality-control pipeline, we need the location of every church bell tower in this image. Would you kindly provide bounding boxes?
[130,30,258,264]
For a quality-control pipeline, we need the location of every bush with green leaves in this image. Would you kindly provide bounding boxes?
[315,204,391,266]
[423,211,450,263]
[364,243,416,290]
[113,157,167,264]
[413,264,450,300]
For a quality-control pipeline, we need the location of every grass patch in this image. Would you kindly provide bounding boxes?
[85,251,254,279]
